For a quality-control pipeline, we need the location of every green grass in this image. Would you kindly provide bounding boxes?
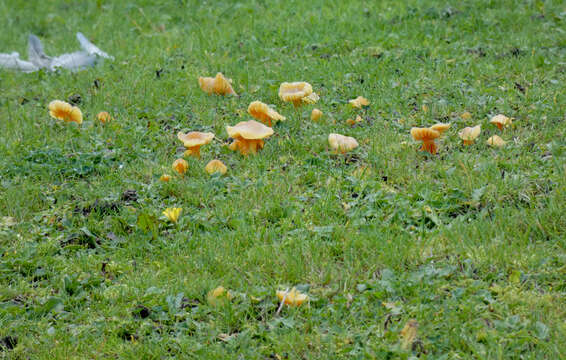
[1,0,565,358]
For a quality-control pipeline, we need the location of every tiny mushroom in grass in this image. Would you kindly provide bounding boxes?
[160,174,171,182]
[487,135,506,147]
[410,127,440,154]
[205,159,227,175]
[458,125,481,145]
[248,101,286,126]
[172,158,188,175]
[226,120,274,155]
[177,131,215,158]
[276,287,308,307]
[207,286,233,306]
[346,115,363,126]
[490,114,512,130]
[311,108,323,121]
[163,207,182,223]
[278,82,318,106]
[430,123,451,135]
[48,100,83,124]
[328,133,359,154]
[198,72,237,96]
[461,111,472,120]
[349,96,370,108]
[97,111,112,124]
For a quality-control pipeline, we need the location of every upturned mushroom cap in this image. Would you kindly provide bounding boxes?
[349,96,370,108]
[278,82,313,103]
[226,120,273,140]
[205,159,227,175]
[410,127,440,141]
[248,101,286,125]
[458,125,481,141]
[311,109,323,121]
[486,135,506,147]
[430,123,451,134]
[48,100,83,124]
[328,133,359,153]
[490,114,512,129]
[198,72,237,96]
[177,131,215,148]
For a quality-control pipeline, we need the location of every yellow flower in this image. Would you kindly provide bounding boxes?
[458,125,481,145]
[48,100,83,124]
[205,159,227,175]
[159,174,171,182]
[207,286,233,306]
[172,158,188,175]
[311,108,323,121]
[349,96,370,108]
[97,111,112,124]
[163,207,182,223]
[276,287,308,307]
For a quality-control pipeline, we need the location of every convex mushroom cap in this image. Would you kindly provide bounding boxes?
[172,158,188,175]
[48,100,83,124]
[430,123,450,135]
[410,127,440,154]
[177,131,215,157]
[328,133,359,153]
[458,125,481,145]
[278,82,318,106]
[490,114,512,130]
[226,120,274,155]
[248,101,285,126]
[349,96,370,108]
[311,108,323,121]
[198,72,237,96]
[205,159,227,175]
[487,135,506,147]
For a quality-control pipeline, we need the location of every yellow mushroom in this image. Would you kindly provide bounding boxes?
[177,131,214,158]
[97,111,112,124]
[458,125,481,145]
[490,114,512,130]
[349,96,370,108]
[430,123,450,135]
[276,287,308,307]
[159,174,171,182]
[311,109,323,121]
[226,120,274,155]
[410,127,441,154]
[248,101,285,127]
[278,82,318,106]
[172,158,188,175]
[486,135,506,148]
[198,72,237,96]
[328,133,359,154]
[205,159,227,175]
[48,100,83,124]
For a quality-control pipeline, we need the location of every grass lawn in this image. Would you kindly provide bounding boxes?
[1,0,565,358]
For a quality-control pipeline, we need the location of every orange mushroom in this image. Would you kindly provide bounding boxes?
[430,123,450,135]
[205,159,227,175]
[279,82,318,106]
[410,127,440,154]
[349,96,370,108]
[198,72,237,96]
[226,120,274,155]
[490,114,512,130]
[276,287,308,307]
[248,101,286,126]
[97,111,112,124]
[172,158,188,175]
[177,131,214,158]
[311,108,323,121]
[48,100,83,124]
[458,125,481,145]
[160,174,171,182]
[486,135,506,148]
[328,133,359,154]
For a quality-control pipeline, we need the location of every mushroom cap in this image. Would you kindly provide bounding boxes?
[205,159,227,175]
[248,101,286,123]
[97,111,111,123]
[349,96,370,108]
[177,131,215,148]
[302,92,320,104]
[430,123,451,134]
[278,82,313,102]
[311,108,323,121]
[198,76,215,94]
[458,125,481,141]
[487,135,506,147]
[172,158,189,174]
[226,120,274,140]
[213,72,237,95]
[490,114,512,127]
[276,287,308,306]
[48,100,83,124]
[328,133,359,152]
[410,127,440,141]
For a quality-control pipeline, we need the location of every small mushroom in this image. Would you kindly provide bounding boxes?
[207,286,233,306]
[97,111,112,124]
[458,125,481,145]
[328,133,359,154]
[226,120,274,155]
[486,135,506,147]
[430,123,450,135]
[278,82,317,106]
[172,158,188,175]
[48,100,83,124]
[349,96,370,108]
[248,101,285,126]
[311,108,323,121]
[410,127,440,154]
[159,174,171,182]
[346,115,363,126]
[490,114,512,130]
[461,111,472,120]
[198,72,237,96]
[205,159,227,175]
[276,287,308,307]
[177,131,214,158]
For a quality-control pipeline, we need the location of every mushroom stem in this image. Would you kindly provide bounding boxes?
[184,146,201,158]
[495,123,503,130]
[420,140,437,154]
[229,137,265,155]
[462,140,474,146]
